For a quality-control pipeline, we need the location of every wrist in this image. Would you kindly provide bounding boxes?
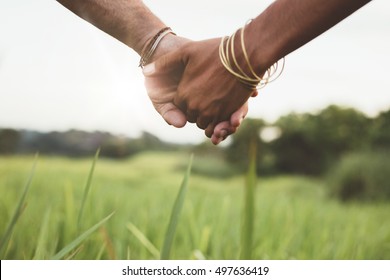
[132,23,166,56]
[139,27,176,67]
[139,30,190,67]
[244,19,278,75]
[220,19,285,90]
[151,34,190,61]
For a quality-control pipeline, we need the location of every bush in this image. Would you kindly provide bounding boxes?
[176,154,237,178]
[192,156,238,178]
[328,151,390,201]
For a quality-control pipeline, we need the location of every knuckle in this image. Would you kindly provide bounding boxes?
[196,119,208,129]
[187,102,198,113]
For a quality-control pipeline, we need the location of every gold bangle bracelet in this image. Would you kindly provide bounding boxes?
[219,20,285,90]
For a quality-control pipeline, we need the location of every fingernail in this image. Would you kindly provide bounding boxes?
[142,63,155,75]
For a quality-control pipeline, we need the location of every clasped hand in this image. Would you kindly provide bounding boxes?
[142,35,257,145]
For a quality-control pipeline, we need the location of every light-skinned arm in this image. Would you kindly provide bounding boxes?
[56,0,248,140]
[57,0,166,55]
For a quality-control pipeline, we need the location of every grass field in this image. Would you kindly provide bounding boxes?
[1,151,390,260]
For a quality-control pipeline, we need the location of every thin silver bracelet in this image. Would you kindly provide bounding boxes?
[139,27,176,68]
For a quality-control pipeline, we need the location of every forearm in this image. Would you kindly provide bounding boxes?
[246,0,372,72]
[56,0,165,54]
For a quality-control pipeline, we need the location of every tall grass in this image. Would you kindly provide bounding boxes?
[0,154,38,257]
[240,141,256,260]
[161,154,193,259]
[1,151,390,259]
[51,212,114,260]
[127,154,194,260]
[126,222,160,259]
[78,148,100,228]
[33,207,51,259]
[0,151,114,260]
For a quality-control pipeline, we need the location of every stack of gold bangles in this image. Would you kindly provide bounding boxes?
[219,20,285,90]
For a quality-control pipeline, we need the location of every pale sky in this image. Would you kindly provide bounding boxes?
[0,0,389,144]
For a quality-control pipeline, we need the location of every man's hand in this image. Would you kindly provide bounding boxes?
[144,38,256,143]
[145,34,189,128]
[145,36,251,144]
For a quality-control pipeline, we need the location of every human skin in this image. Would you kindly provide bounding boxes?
[143,0,372,143]
[56,0,246,143]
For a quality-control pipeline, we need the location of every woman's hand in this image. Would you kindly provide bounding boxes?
[143,38,256,144]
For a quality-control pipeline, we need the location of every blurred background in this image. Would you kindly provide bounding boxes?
[0,0,389,143]
[0,0,390,260]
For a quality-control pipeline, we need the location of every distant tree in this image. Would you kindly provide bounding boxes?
[225,118,270,174]
[271,105,372,175]
[0,129,21,154]
[268,113,319,174]
[329,151,390,201]
[100,137,133,158]
[370,109,390,150]
[311,105,372,154]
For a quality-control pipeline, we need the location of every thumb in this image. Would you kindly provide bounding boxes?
[158,103,187,128]
[142,51,184,77]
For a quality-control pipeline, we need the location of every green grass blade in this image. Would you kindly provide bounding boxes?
[0,154,38,257]
[127,222,160,259]
[33,207,52,259]
[240,141,257,260]
[51,212,114,260]
[160,154,193,260]
[100,226,117,259]
[126,246,131,260]
[96,243,106,260]
[77,148,100,229]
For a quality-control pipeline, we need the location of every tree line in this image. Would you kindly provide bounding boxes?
[1,105,389,200]
[1,105,389,177]
[0,129,180,158]
[225,105,390,176]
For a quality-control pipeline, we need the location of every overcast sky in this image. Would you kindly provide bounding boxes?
[0,0,389,144]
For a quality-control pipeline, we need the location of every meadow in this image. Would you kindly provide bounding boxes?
[0,151,389,260]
